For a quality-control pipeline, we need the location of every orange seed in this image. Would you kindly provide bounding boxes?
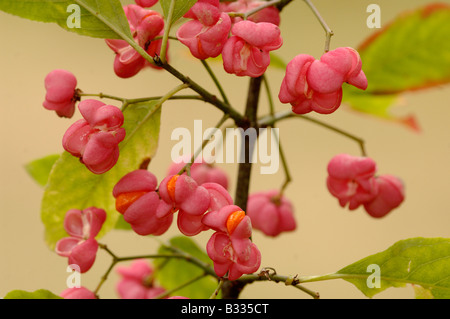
[167,175,179,202]
[115,191,147,214]
[226,210,245,235]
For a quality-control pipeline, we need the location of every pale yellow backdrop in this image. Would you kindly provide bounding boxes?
[0,0,449,299]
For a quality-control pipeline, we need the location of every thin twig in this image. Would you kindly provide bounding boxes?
[258,110,367,156]
[238,272,320,299]
[303,0,334,52]
[244,0,281,19]
[160,0,175,64]
[154,59,245,126]
[79,93,205,105]
[201,59,231,105]
[78,92,126,103]
[210,278,225,299]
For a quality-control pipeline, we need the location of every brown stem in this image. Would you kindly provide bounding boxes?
[221,280,248,299]
[154,58,245,126]
[224,76,263,299]
[234,76,263,212]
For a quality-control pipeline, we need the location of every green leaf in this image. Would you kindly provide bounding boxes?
[343,3,450,130]
[154,236,220,299]
[358,3,450,94]
[342,86,421,132]
[25,154,60,187]
[160,0,198,25]
[0,0,132,40]
[413,285,434,299]
[41,101,162,250]
[335,237,450,298]
[4,289,62,299]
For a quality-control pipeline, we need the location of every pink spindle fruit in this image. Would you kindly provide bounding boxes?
[279,47,367,114]
[364,175,405,218]
[105,5,165,78]
[247,190,296,237]
[43,69,78,118]
[62,99,126,174]
[116,259,167,299]
[326,153,378,210]
[55,207,106,273]
[222,20,283,77]
[113,170,173,236]
[326,154,405,218]
[158,174,211,217]
[177,0,231,60]
[203,205,261,280]
[177,182,233,236]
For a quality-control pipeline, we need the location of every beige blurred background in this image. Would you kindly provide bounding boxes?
[1,0,449,299]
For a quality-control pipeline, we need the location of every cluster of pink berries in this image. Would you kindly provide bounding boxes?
[326,154,405,218]
[178,0,283,77]
[42,69,126,174]
[112,164,262,280]
[105,0,282,78]
[168,157,297,238]
[103,0,366,116]
[54,155,298,298]
[111,158,299,280]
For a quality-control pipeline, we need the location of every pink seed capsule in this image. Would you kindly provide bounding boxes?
[202,204,261,280]
[158,174,211,217]
[62,99,126,174]
[177,11,231,60]
[112,170,173,236]
[364,175,405,218]
[43,69,78,118]
[116,259,167,299]
[326,153,379,210]
[278,47,367,115]
[55,207,106,273]
[184,0,222,26]
[202,204,252,239]
[307,47,367,94]
[177,182,233,236]
[105,5,165,78]
[247,190,296,237]
[222,20,282,77]
[206,231,261,281]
